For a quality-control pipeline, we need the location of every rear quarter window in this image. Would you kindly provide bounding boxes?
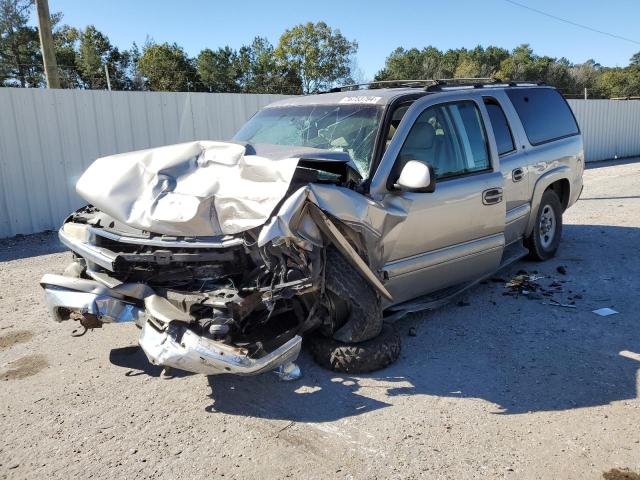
[506,88,579,146]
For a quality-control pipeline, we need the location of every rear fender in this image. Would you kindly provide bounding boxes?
[525,166,571,236]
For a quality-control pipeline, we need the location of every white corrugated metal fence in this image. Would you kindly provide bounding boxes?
[0,88,291,238]
[0,90,638,238]
[567,99,640,162]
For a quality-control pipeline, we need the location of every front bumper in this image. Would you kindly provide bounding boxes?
[40,274,301,376]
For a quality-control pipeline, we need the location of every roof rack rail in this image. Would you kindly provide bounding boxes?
[321,78,548,94]
[324,79,440,93]
[425,79,547,92]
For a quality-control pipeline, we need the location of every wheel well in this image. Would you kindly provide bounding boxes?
[546,179,570,211]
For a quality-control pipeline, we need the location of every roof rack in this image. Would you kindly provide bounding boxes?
[325,79,440,93]
[424,79,546,92]
[323,78,547,94]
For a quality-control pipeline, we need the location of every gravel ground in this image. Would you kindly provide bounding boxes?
[1,159,639,480]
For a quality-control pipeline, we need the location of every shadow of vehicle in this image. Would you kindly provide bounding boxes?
[585,156,640,170]
[202,223,640,421]
[109,345,193,378]
[0,231,67,262]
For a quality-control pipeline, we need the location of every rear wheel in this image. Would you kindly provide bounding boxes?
[525,189,563,261]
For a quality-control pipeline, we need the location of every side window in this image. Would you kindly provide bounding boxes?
[483,98,515,156]
[506,88,579,145]
[397,101,490,180]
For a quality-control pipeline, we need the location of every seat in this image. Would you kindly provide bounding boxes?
[399,121,437,166]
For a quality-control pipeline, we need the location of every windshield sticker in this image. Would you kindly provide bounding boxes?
[339,96,382,104]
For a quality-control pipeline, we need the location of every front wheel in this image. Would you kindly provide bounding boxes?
[308,324,401,374]
[525,189,563,261]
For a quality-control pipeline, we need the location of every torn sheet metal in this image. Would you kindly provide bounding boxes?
[76,141,299,237]
[258,182,410,270]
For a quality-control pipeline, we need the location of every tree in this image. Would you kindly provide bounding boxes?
[630,51,640,66]
[77,25,112,89]
[52,22,81,88]
[569,59,600,93]
[240,37,301,94]
[0,0,42,87]
[197,46,240,92]
[137,42,197,91]
[275,21,357,93]
[596,66,640,98]
[374,47,425,81]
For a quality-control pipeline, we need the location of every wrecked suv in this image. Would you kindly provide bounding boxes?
[41,80,583,379]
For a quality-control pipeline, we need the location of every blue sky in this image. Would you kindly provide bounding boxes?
[35,0,640,79]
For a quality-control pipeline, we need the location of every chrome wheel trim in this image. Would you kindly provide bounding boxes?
[539,204,556,249]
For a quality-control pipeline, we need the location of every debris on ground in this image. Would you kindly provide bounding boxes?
[457,300,471,307]
[593,307,619,317]
[557,265,567,275]
[502,270,583,308]
[504,273,544,296]
[408,327,417,337]
[544,299,577,309]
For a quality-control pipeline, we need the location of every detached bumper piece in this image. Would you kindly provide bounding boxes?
[139,321,302,376]
[40,274,302,378]
[41,274,146,326]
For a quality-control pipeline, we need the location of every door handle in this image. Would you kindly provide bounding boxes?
[482,188,503,205]
[512,168,524,182]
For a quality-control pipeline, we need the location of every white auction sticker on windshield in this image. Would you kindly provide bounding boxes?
[339,96,382,104]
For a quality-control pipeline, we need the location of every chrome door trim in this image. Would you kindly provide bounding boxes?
[506,203,531,225]
[383,233,505,279]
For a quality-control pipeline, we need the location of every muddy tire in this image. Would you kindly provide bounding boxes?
[308,324,401,374]
[324,246,383,343]
[525,189,563,261]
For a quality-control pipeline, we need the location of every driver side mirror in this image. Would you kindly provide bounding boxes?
[394,160,436,193]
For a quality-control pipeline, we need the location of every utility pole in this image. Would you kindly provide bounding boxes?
[104,64,112,91]
[584,88,588,100]
[35,0,61,88]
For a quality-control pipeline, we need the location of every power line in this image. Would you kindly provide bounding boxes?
[503,0,640,46]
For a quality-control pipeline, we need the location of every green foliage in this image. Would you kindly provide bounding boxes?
[275,21,357,93]
[197,46,240,92]
[375,43,640,98]
[1,0,638,97]
[0,0,42,87]
[137,42,197,91]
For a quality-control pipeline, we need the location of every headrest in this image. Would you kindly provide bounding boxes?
[404,121,436,150]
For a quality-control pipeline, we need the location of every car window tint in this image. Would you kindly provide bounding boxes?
[506,88,579,145]
[397,101,490,179]
[484,98,515,155]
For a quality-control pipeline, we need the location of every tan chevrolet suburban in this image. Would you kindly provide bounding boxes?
[41,79,584,379]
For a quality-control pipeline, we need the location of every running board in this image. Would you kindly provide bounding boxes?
[384,241,529,321]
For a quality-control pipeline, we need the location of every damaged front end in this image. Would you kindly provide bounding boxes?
[41,141,405,379]
[42,206,324,378]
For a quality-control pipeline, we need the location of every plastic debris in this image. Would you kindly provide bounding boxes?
[544,299,577,309]
[592,307,619,317]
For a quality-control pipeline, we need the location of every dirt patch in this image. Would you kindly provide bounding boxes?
[0,330,34,349]
[603,468,640,480]
[0,355,48,381]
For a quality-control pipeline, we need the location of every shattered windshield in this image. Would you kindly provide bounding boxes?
[233,105,383,176]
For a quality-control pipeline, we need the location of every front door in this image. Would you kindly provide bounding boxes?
[371,95,506,305]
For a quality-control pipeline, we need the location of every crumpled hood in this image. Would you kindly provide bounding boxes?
[76,141,303,237]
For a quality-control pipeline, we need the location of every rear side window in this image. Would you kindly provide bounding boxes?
[506,88,579,145]
[484,98,515,155]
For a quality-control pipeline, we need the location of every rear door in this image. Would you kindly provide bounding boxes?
[371,93,506,305]
[482,94,531,244]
